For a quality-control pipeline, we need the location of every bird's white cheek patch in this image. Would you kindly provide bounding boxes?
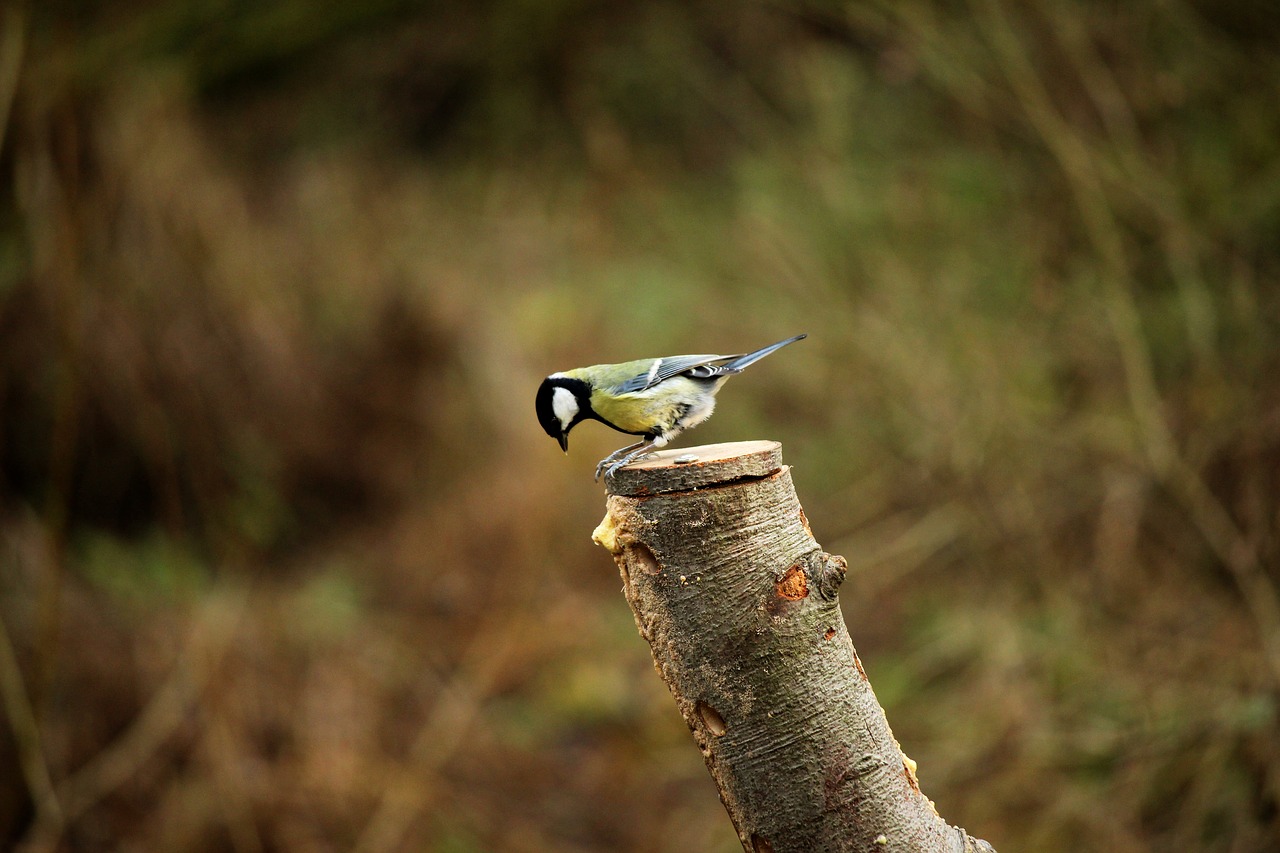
[551,386,579,430]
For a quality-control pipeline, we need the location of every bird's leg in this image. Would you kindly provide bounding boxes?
[598,442,656,481]
[602,445,655,480]
[599,435,670,481]
[595,440,650,481]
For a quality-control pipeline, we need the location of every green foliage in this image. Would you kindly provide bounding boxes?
[76,530,212,603]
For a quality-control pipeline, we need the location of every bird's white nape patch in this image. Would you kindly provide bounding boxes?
[551,386,579,430]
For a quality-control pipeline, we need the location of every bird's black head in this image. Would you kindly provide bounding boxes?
[535,375,594,452]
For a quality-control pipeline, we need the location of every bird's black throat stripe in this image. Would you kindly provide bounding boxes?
[590,411,654,439]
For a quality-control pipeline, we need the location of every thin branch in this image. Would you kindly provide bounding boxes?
[49,585,249,830]
[0,607,64,833]
[0,2,24,157]
[970,0,1280,683]
[350,608,533,853]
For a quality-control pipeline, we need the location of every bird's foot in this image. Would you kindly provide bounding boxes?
[600,449,657,481]
[594,445,637,482]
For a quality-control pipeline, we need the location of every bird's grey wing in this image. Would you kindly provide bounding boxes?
[613,353,743,394]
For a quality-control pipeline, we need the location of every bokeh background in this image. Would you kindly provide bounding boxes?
[2,1,1279,850]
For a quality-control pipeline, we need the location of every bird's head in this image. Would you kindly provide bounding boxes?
[535,374,593,452]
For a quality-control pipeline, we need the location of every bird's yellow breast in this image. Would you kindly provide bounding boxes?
[590,377,700,435]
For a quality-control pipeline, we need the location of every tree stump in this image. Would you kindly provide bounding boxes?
[593,441,995,853]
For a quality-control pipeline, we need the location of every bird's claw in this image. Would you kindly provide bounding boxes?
[595,448,656,482]
[594,453,621,482]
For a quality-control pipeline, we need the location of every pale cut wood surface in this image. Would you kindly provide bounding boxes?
[604,440,784,495]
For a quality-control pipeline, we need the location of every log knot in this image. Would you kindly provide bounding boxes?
[810,551,848,601]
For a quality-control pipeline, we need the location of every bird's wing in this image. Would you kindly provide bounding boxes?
[612,353,743,394]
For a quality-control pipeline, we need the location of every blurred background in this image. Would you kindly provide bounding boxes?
[1,0,1278,850]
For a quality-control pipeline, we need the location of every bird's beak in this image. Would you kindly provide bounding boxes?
[558,433,569,453]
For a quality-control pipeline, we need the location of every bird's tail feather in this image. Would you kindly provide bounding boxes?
[721,333,807,372]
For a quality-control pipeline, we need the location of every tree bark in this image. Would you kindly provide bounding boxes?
[593,441,996,853]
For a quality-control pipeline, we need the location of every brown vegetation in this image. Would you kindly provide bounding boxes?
[1,1,1278,851]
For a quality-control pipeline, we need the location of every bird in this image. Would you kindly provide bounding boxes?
[535,334,807,480]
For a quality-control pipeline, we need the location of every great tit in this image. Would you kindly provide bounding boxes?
[536,334,807,480]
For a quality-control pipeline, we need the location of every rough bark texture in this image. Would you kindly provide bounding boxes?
[593,441,996,853]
